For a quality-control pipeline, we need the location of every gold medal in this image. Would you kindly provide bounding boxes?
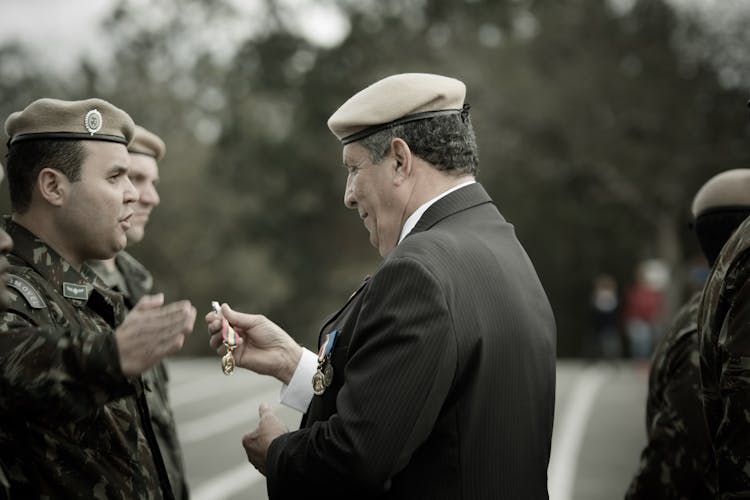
[212,303,239,376]
[323,363,334,387]
[312,369,326,395]
[221,347,236,375]
[313,329,340,395]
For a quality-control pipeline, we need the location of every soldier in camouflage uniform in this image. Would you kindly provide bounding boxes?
[0,162,14,500]
[89,125,189,499]
[0,98,196,499]
[626,169,750,499]
[699,168,750,497]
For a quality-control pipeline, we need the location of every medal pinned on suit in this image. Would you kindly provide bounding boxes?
[313,330,338,395]
[212,301,238,375]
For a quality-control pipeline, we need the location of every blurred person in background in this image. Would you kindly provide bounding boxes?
[88,125,189,499]
[627,168,750,499]
[589,273,622,359]
[623,260,667,360]
[207,73,557,499]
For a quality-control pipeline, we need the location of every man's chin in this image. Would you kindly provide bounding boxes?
[125,226,145,246]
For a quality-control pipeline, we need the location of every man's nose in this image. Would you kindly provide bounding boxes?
[344,177,356,209]
[140,183,160,207]
[123,176,138,203]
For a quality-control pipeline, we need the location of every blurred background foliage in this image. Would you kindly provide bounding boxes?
[1,0,748,356]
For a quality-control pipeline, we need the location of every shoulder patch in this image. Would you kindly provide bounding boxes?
[7,273,47,309]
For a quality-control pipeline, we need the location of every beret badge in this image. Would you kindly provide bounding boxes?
[84,109,103,135]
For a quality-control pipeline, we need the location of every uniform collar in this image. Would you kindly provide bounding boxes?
[3,216,126,325]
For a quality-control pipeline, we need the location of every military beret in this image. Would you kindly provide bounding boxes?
[5,98,135,147]
[128,125,166,161]
[328,73,467,145]
[692,168,750,217]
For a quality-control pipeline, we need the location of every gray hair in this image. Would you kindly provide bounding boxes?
[360,110,479,176]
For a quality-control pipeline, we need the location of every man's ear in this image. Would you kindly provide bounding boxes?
[37,168,69,207]
[390,138,413,185]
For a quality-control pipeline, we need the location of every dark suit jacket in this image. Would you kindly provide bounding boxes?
[267,183,556,499]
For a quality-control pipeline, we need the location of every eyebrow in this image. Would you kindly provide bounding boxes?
[343,159,362,170]
[107,165,129,176]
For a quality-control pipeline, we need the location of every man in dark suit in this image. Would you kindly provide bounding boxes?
[208,73,557,499]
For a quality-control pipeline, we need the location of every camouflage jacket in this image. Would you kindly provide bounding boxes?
[90,252,188,500]
[699,214,750,498]
[626,291,715,499]
[0,219,174,500]
[0,464,7,500]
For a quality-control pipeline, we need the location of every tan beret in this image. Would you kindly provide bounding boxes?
[5,98,135,146]
[328,73,467,145]
[128,125,166,161]
[692,169,750,217]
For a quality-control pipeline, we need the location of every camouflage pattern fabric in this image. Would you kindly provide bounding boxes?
[90,251,189,499]
[626,291,715,499]
[0,463,8,500]
[699,214,750,498]
[0,218,174,500]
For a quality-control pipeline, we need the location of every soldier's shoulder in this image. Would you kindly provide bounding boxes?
[6,265,48,308]
[2,265,63,328]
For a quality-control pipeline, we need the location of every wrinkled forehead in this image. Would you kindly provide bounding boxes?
[342,142,372,164]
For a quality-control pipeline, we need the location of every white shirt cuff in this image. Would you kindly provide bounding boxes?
[279,348,317,412]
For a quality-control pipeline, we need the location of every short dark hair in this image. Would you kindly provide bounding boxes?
[6,140,86,213]
[360,111,479,176]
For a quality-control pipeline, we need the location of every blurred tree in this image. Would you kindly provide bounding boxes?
[1,0,748,357]
[209,0,749,355]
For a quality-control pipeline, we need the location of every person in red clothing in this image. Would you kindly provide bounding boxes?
[624,261,666,359]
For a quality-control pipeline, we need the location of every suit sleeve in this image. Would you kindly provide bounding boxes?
[0,305,134,422]
[714,276,750,496]
[266,256,457,498]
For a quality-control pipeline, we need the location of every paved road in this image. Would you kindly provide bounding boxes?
[168,358,648,500]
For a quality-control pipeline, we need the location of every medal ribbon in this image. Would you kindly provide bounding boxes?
[221,319,237,347]
[318,330,339,362]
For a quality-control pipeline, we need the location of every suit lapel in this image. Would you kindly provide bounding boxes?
[406,182,495,238]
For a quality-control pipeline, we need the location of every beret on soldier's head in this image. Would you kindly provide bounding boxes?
[4,98,135,147]
[327,73,467,145]
[691,168,750,217]
[128,125,166,161]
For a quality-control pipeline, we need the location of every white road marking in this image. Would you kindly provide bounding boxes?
[167,360,279,409]
[170,376,232,408]
[548,364,609,500]
[178,389,279,444]
[191,462,264,500]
